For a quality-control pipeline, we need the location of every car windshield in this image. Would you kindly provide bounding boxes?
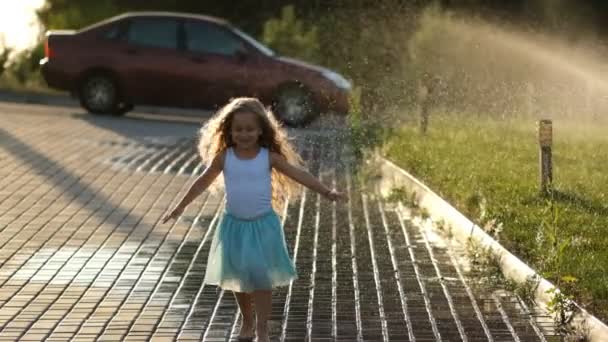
[232,28,275,57]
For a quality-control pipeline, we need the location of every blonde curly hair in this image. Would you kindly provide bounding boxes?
[198,97,303,212]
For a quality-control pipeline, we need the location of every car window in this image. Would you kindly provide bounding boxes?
[102,25,120,40]
[127,18,178,49]
[100,21,125,40]
[184,21,244,56]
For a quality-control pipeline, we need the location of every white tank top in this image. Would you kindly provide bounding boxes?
[223,147,272,219]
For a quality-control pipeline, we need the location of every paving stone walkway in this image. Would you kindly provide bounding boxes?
[0,106,560,341]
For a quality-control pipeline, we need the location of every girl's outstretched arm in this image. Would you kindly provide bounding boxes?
[270,152,346,201]
[162,152,225,223]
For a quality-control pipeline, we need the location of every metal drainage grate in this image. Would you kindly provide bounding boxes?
[107,137,202,175]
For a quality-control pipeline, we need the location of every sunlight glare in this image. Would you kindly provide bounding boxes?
[0,0,45,52]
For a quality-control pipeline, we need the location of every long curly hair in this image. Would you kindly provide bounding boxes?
[198,97,303,212]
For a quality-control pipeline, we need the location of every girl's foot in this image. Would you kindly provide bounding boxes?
[255,322,269,342]
[237,320,255,341]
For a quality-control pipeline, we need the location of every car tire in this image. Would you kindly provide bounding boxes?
[111,103,133,116]
[79,73,120,115]
[272,83,318,127]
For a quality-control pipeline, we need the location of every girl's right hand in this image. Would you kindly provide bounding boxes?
[162,206,184,224]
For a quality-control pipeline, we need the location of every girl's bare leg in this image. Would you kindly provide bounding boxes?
[252,290,272,342]
[234,291,255,337]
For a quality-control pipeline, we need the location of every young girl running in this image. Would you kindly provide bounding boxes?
[162,97,345,342]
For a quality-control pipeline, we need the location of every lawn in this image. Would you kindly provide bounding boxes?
[383,114,608,321]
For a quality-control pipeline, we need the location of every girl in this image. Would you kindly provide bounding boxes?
[162,97,345,342]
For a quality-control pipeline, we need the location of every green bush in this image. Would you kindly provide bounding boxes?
[38,0,121,30]
[0,43,47,90]
[347,85,392,160]
[261,5,320,63]
[314,4,418,115]
[0,47,11,77]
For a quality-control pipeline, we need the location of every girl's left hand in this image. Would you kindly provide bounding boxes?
[325,189,347,202]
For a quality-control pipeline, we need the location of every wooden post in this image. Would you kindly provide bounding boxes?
[537,119,553,194]
[419,74,440,135]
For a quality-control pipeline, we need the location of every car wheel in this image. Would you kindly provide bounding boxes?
[272,83,318,127]
[111,103,133,116]
[79,74,119,115]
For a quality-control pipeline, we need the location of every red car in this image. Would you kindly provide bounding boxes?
[40,12,351,126]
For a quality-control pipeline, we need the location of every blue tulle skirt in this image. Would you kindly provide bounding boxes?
[203,210,298,293]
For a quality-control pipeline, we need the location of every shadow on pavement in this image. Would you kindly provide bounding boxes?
[0,126,170,240]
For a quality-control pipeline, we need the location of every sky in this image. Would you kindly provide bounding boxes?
[0,0,46,52]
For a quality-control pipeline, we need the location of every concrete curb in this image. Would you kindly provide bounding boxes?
[374,154,608,341]
[0,88,212,117]
[0,88,78,107]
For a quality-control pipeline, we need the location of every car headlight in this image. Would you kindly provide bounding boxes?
[322,70,351,90]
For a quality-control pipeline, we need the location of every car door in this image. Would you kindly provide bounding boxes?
[119,17,183,106]
[181,20,254,108]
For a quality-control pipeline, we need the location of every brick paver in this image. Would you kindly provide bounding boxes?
[0,105,559,341]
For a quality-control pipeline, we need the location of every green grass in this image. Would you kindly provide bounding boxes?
[384,114,608,321]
